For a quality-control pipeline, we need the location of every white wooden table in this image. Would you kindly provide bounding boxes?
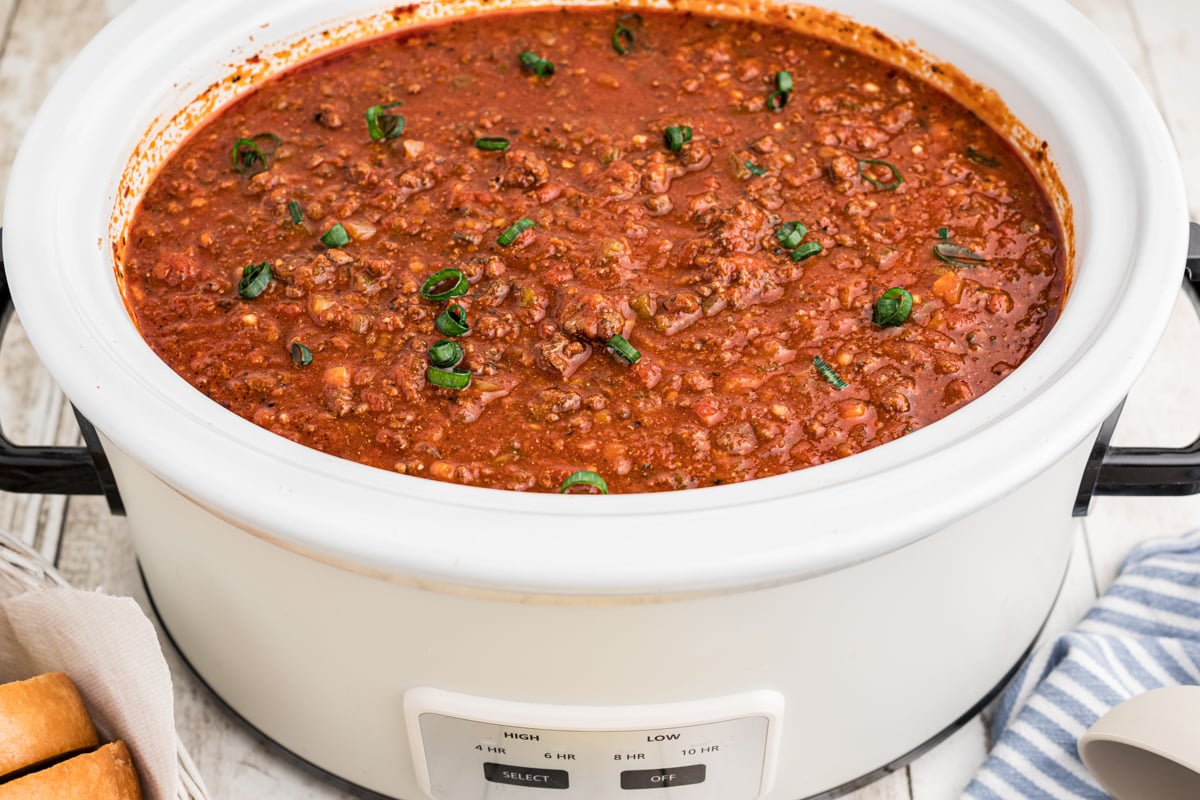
[0,1,1198,797]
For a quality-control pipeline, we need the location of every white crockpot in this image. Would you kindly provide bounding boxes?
[2,0,1189,797]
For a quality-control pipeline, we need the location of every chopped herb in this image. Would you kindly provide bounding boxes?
[607,334,641,364]
[813,355,847,390]
[664,125,693,152]
[287,200,304,225]
[436,304,470,336]
[745,160,767,177]
[428,339,465,369]
[560,470,609,494]
[365,102,405,141]
[934,241,987,269]
[872,287,914,327]
[519,50,555,77]
[966,146,1001,168]
[321,223,350,248]
[497,217,536,247]
[237,261,271,299]
[290,342,313,366]
[420,268,470,301]
[475,137,511,151]
[857,158,903,190]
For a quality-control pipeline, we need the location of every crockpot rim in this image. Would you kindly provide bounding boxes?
[2,0,1189,596]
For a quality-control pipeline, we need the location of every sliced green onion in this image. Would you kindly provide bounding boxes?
[813,355,847,390]
[744,160,767,177]
[475,137,510,151]
[790,241,823,262]
[872,287,914,327]
[519,50,555,77]
[612,26,635,55]
[607,334,641,364]
[560,470,609,494]
[365,102,405,141]
[321,223,350,248]
[612,13,642,55]
[775,221,808,250]
[420,268,469,301]
[290,342,313,366]
[497,217,536,247]
[436,304,470,336]
[857,158,903,190]
[767,70,793,111]
[965,146,1001,168]
[237,261,271,299]
[230,133,281,177]
[934,241,987,269]
[938,226,951,241]
[287,200,304,225]
[428,339,465,369]
[664,125,693,152]
[426,365,472,389]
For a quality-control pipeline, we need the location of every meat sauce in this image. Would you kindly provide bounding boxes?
[122,8,1066,493]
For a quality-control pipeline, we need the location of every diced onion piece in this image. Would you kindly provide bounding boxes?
[342,220,377,241]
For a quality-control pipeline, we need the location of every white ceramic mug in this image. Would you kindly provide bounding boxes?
[1078,685,1200,800]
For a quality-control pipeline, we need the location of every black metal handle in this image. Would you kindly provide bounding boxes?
[1076,221,1200,513]
[0,230,123,513]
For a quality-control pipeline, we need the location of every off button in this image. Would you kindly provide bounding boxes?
[621,764,707,790]
[483,762,569,789]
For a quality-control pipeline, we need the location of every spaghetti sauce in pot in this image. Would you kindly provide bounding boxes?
[121,7,1066,493]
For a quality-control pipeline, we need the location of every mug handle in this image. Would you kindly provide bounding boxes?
[1078,685,1200,800]
[0,229,124,513]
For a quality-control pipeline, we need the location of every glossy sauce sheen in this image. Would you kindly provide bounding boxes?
[123,8,1066,493]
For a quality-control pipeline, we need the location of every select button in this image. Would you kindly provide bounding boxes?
[621,764,707,790]
[483,762,569,790]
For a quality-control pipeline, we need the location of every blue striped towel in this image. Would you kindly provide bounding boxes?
[963,531,1200,799]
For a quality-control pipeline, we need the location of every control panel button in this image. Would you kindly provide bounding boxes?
[620,764,707,790]
[406,688,784,799]
[483,762,570,789]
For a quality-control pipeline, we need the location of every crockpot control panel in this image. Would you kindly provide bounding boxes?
[404,688,784,799]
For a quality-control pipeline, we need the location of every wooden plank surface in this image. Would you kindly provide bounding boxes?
[0,0,1194,798]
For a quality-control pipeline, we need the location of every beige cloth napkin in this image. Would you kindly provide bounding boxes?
[0,587,178,800]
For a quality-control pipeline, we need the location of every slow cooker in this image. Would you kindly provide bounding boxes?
[0,0,1197,798]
